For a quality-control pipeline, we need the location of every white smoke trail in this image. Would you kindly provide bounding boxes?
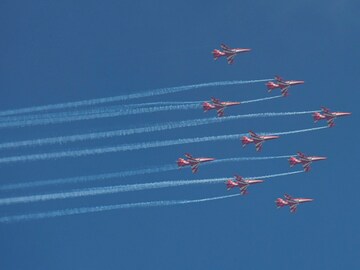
[0,171,302,206]
[0,126,328,165]
[241,95,282,104]
[269,126,328,136]
[0,155,291,191]
[126,101,202,107]
[0,79,270,117]
[0,194,240,223]
[0,101,203,123]
[0,111,318,150]
[212,155,292,164]
[0,134,243,164]
[0,164,179,191]
[0,103,202,129]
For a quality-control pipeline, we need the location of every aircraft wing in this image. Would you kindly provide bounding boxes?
[290,204,298,213]
[303,162,311,172]
[217,108,225,117]
[185,153,193,159]
[240,185,248,195]
[211,97,221,104]
[281,86,289,96]
[275,75,284,82]
[221,43,231,50]
[255,141,263,152]
[321,107,330,113]
[284,194,293,200]
[297,152,306,158]
[226,54,235,64]
[249,131,258,138]
[327,118,335,127]
[191,163,199,173]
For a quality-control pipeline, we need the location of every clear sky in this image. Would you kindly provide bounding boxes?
[0,0,359,269]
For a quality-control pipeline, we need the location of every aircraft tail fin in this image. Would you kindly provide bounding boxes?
[202,102,215,112]
[212,49,224,60]
[266,81,278,91]
[275,198,288,208]
[177,158,188,168]
[288,157,300,167]
[226,180,237,190]
[241,136,252,147]
[313,112,324,123]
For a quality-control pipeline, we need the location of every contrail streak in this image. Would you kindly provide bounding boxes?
[0,111,318,150]
[0,194,240,223]
[0,79,270,117]
[240,95,282,104]
[0,101,203,123]
[0,94,283,129]
[0,155,292,191]
[0,164,178,191]
[0,126,327,165]
[0,171,302,206]
[211,155,292,164]
[0,104,202,129]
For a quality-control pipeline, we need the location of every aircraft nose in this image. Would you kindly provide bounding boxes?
[313,156,327,161]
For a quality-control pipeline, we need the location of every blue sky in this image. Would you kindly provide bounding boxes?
[0,0,359,269]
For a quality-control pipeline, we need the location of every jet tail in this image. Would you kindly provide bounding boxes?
[266,82,278,91]
[241,136,252,147]
[275,198,288,208]
[177,158,188,168]
[226,180,237,190]
[313,112,325,123]
[288,157,300,167]
[212,49,224,60]
[202,102,215,112]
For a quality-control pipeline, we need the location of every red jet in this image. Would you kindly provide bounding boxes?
[226,175,264,195]
[203,97,241,117]
[313,107,351,127]
[289,152,327,172]
[177,153,215,173]
[266,75,304,97]
[241,131,280,151]
[212,43,251,64]
[276,194,314,213]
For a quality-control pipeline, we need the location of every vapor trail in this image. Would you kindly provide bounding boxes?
[0,103,202,129]
[0,164,179,191]
[0,155,292,191]
[240,95,282,104]
[0,171,302,206]
[0,111,318,150]
[0,79,270,117]
[0,194,240,223]
[0,101,203,123]
[212,155,292,164]
[0,126,327,165]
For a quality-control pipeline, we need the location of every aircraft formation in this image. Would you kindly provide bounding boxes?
[0,42,352,223]
[182,43,351,213]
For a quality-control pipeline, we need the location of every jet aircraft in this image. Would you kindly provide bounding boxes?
[203,97,241,117]
[212,43,251,64]
[226,175,264,195]
[241,131,279,151]
[289,152,327,172]
[276,194,314,213]
[266,76,304,96]
[177,153,215,173]
[313,107,351,127]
